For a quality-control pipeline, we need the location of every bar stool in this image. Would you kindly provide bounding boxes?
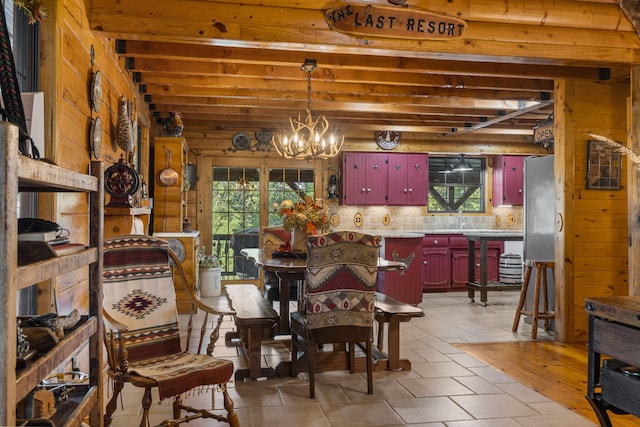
[512,260,555,339]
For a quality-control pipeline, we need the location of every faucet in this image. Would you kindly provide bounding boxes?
[458,210,466,229]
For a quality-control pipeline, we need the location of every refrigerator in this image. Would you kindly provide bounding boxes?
[523,155,555,328]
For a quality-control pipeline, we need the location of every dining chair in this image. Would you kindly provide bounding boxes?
[289,231,381,398]
[102,235,239,427]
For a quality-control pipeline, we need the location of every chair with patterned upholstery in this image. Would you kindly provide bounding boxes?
[102,235,239,427]
[289,231,381,398]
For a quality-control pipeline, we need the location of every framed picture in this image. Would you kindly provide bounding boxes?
[586,140,621,190]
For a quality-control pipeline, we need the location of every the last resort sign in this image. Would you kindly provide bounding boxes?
[325,3,467,40]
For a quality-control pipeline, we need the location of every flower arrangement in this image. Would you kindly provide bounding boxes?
[198,248,221,269]
[277,196,329,235]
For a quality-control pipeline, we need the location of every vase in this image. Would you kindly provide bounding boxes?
[200,267,222,297]
[291,227,308,253]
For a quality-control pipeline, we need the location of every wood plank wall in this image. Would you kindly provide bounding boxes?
[555,79,629,342]
[37,0,151,314]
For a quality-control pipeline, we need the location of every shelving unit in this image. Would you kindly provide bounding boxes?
[0,123,104,426]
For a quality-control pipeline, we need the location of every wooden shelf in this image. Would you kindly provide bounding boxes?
[16,248,98,290]
[18,155,98,193]
[15,316,97,401]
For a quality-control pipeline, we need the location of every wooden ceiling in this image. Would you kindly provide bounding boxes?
[88,0,639,147]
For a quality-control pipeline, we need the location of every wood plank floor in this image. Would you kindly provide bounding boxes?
[455,341,638,427]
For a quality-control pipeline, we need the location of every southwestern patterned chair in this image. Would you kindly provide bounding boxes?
[102,235,239,427]
[290,231,381,398]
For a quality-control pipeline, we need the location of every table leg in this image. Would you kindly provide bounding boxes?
[277,274,291,335]
[467,240,476,302]
[479,241,488,304]
[247,324,263,380]
[387,317,401,370]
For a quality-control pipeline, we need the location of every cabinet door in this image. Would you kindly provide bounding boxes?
[503,155,525,205]
[343,152,366,205]
[364,153,388,205]
[422,247,451,289]
[380,238,422,305]
[451,249,470,288]
[493,155,525,206]
[388,154,428,206]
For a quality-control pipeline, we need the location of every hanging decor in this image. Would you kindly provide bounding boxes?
[116,95,134,152]
[272,59,343,160]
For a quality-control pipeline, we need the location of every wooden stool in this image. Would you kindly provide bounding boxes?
[512,261,555,339]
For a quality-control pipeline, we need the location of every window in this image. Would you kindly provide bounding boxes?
[428,157,485,213]
[268,168,315,226]
[210,164,315,280]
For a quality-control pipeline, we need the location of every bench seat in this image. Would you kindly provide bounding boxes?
[224,284,281,380]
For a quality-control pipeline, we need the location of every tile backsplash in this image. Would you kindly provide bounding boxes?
[328,203,523,232]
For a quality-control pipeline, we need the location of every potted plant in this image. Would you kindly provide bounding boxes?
[199,249,222,297]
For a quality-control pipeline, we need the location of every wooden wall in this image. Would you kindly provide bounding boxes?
[37,0,151,313]
[555,79,629,342]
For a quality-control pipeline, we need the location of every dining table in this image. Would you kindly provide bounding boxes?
[239,248,407,334]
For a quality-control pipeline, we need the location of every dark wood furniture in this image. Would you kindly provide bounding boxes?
[465,231,524,305]
[374,292,425,371]
[585,296,640,427]
[512,261,555,339]
[240,248,406,334]
[224,284,281,380]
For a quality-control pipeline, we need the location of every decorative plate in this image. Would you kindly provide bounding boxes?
[90,117,102,159]
[255,130,273,144]
[104,157,140,197]
[330,213,340,227]
[167,238,185,263]
[91,70,102,113]
[375,130,401,150]
[232,132,251,150]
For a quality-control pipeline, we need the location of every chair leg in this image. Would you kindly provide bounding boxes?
[366,339,373,395]
[104,379,124,427]
[172,395,182,421]
[290,330,298,377]
[349,341,356,374]
[531,264,543,340]
[140,387,153,427]
[221,383,240,427]
[307,341,316,399]
[512,263,532,332]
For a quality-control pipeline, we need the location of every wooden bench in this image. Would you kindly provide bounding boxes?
[224,284,281,380]
[374,292,425,371]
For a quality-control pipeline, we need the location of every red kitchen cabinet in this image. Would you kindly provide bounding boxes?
[451,248,501,288]
[493,155,525,206]
[379,237,423,305]
[387,153,429,206]
[342,152,388,205]
[422,236,451,290]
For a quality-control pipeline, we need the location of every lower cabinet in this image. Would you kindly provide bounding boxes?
[379,237,423,305]
[422,234,502,291]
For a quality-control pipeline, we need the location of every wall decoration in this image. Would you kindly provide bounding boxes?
[376,130,401,150]
[90,70,102,113]
[89,117,102,160]
[586,139,621,190]
[116,95,134,152]
[232,132,251,150]
[254,130,272,151]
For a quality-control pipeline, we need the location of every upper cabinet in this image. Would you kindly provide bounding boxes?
[387,154,429,206]
[342,152,388,205]
[342,152,428,206]
[153,137,188,233]
[492,155,525,207]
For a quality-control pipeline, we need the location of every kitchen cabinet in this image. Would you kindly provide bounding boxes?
[0,123,103,426]
[153,136,188,233]
[492,155,525,206]
[343,152,429,206]
[154,232,200,314]
[342,152,388,205]
[422,236,451,290]
[422,234,502,291]
[379,237,423,305]
[387,154,429,205]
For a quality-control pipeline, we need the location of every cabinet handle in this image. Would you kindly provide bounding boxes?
[367,188,371,192]
[423,260,427,265]
[408,188,412,193]
[434,240,438,244]
[361,187,366,193]
[403,188,408,193]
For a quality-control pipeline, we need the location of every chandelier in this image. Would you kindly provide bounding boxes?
[272,59,344,159]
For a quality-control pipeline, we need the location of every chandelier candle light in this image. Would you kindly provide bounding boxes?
[272,59,344,160]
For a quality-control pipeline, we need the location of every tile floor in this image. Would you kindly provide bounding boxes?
[108,291,597,426]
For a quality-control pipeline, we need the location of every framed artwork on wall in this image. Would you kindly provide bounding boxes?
[586,140,621,190]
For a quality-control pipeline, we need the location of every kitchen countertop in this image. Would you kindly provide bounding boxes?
[341,229,523,238]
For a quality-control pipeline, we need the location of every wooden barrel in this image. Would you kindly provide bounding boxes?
[499,253,522,284]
